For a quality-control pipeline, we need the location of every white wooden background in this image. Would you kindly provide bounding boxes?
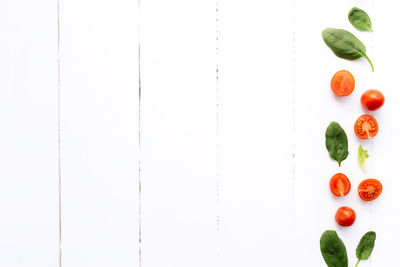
[0,0,399,266]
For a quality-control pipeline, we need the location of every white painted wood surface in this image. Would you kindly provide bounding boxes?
[218,0,294,266]
[60,0,139,266]
[140,0,217,266]
[1,0,399,266]
[0,0,59,266]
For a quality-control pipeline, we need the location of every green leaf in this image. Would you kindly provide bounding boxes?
[358,145,369,172]
[356,231,376,261]
[348,7,373,32]
[325,122,349,166]
[322,28,374,71]
[320,230,348,267]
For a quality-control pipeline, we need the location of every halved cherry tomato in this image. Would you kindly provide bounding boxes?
[354,114,379,139]
[335,206,356,227]
[358,179,383,201]
[330,173,351,197]
[331,70,355,96]
[361,89,385,111]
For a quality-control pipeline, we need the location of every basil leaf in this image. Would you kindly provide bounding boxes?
[320,230,348,267]
[358,145,369,172]
[322,28,374,71]
[348,7,372,32]
[356,231,376,261]
[325,122,349,167]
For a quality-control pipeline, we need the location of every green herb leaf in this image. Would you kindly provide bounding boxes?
[320,230,348,267]
[322,28,374,71]
[325,122,349,166]
[356,231,376,261]
[348,7,372,32]
[358,145,369,172]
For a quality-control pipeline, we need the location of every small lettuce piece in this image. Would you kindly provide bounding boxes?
[358,145,369,171]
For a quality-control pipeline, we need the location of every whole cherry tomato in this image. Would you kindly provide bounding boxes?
[361,90,385,111]
[335,207,356,227]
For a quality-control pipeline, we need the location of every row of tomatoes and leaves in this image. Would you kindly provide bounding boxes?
[320,6,381,267]
[326,71,383,227]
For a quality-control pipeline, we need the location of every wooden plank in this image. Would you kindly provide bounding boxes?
[139,0,217,266]
[294,0,375,266]
[60,0,139,266]
[0,0,59,266]
[371,1,400,265]
[217,0,295,266]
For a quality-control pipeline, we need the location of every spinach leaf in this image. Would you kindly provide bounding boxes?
[355,231,376,267]
[322,28,374,71]
[320,230,348,267]
[325,122,349,166]
[348,7,372,32]
[358,145,369,172]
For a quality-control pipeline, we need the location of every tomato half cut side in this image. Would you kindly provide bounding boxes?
[358,178,383,201]
[331,70,355,96]
[354,114,379,139]
[330,173,351,197]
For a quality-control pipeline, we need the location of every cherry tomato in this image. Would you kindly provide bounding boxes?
[354,114,379,139]
[330,173,351,197]
[330,70,355,96]
[361,90,385,111]
[335,207,356,227]
[358,179,383,201]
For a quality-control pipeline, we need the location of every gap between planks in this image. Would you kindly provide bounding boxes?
[57,0,62,266]
[137,0,143,266]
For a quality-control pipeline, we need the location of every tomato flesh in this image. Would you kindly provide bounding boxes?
[330,173,351,197]
[331,70,355,96]
[335,206,356,227]
[361,90,385,111]
[354,114,379,139]
[358,179,382,201]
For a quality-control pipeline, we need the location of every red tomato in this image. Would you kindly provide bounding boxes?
[358,179,383,201]
[354,114,379,139]
[330,173,351,197]
[335,207,356,227]
[330,70,355,96]
[361,90,385,111]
